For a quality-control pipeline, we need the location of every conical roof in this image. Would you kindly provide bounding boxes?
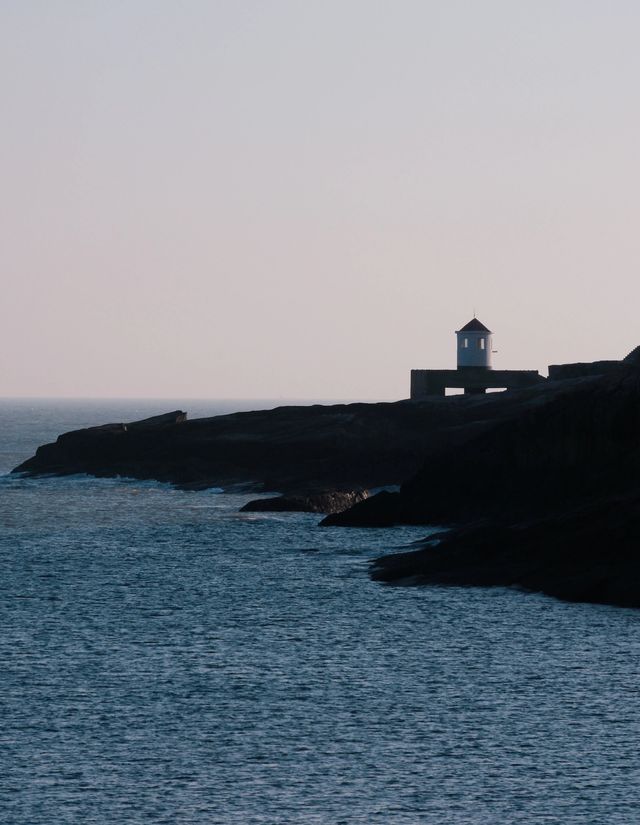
[458,318,491,333]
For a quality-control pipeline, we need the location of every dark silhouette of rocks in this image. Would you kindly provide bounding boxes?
[14,400,488,492]
[15,385,591,493]
[13,353,640,608]
[624,345,640,366]
[547,360,622,380]
[323,364,640,528]
[240,490,369,514]
[370,491,640,608]
[321,358,640,607]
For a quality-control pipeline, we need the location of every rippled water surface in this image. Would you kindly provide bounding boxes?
[2,399,640,824]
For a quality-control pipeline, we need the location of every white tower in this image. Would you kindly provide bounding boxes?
[456,318,493,369]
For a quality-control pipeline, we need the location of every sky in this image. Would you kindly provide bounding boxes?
[2,1,640,400]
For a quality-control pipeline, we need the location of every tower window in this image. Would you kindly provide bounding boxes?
[479,339,485,350]
[463,338,469,348]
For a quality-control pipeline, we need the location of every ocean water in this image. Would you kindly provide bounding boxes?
[2,399,640,825]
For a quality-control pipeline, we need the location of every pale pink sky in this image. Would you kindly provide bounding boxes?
[2,1,639,399]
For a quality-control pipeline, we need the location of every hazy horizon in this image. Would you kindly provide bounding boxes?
[0,394,369,402]
[3,1,640,400]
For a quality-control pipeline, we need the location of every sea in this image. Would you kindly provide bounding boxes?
[2,399,640,825]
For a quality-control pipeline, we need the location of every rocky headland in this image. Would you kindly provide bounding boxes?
[13,346,640,606]
[13,401,475,501]
[14,388,571,502]
[330,347,640,607]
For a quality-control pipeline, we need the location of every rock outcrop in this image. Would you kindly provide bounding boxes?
[13,399,497,492]
[370,490,640,608]
[314,357,640,608]
[14,352,640,608]
[240,490,369,515]
[324,365,640,528]
[547,360,622,380]
[18,379,608,496]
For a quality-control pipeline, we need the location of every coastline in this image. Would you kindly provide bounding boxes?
[12,352,640,608]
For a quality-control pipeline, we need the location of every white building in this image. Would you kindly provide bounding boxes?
[455,317,493,370]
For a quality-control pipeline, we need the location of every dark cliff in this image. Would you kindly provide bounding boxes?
[13,398,512,493]
[320,354,640,608]
[324,366,640,527]
[16,380,607,495]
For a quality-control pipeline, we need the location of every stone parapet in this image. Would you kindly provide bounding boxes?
[410,368,543,399]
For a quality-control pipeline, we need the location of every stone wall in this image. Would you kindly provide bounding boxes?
[410,368,543,399]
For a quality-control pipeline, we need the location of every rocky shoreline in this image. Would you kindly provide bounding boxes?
[361,349,640,608]
[13,347,640,607]
[370,491,640,608]
[13,390,562,497]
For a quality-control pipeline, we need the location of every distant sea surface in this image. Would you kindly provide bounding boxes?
[2,399,640,825]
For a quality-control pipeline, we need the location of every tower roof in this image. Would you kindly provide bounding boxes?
[458,318,492,333]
